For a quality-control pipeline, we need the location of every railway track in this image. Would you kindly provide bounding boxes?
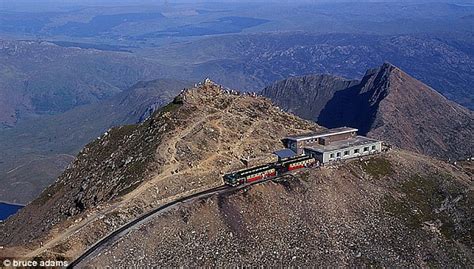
[67,176,279,268]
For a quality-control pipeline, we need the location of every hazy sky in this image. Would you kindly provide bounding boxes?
[1,0,469,3]
[0,0,471,11]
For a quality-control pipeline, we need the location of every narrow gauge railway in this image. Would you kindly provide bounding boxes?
[69,173,288,268]
[70,155,317,267]
[223,155,316,186]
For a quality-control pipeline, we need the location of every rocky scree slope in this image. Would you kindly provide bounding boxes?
[85,150,472,267]
[0,82,320,260]
[263,63,473,160]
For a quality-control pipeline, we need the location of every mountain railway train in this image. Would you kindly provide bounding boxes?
[280,155,316,171]
[223,155,317,186]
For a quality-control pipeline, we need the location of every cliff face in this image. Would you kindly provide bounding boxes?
[261,75,358,121]
[264,63,474,160]
[366,64,473,159]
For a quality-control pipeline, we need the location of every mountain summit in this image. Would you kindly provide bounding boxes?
[0,81,319,255]
[263,63,473,160]
[1,80,472,267]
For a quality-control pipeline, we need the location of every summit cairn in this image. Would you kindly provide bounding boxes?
[203,77,215,86]
[195,77,217,87]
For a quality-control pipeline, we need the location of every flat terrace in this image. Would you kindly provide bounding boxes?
[285,127,358,141]
[305,136,380,153]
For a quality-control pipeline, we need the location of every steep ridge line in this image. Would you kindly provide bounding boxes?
[262,63,473,160]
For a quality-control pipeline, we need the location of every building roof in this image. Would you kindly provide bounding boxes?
[284,127,358,142]
[304,136,380,153]
[225,163,274,178]
[273,149,297,159]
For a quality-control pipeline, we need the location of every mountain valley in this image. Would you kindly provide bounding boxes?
[0,39,172,127]
[0,78,191,204]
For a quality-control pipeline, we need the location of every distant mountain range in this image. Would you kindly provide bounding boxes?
[0,39,171,127]
[154,33,474,109]
[263,63,473,160]
[1,32,473,129]
[1,32,473,204]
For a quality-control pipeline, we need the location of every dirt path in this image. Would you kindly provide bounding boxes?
[197,110,259,169]
[25,94,289,259]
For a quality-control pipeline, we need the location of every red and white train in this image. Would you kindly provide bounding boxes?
[223,155,316,186]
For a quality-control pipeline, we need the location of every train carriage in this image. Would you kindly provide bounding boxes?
[279,155,316,171]
[223,164,276,186]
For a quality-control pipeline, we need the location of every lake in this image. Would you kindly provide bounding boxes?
[0,202,24,221]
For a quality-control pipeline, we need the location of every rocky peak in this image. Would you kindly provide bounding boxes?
[363,61,395,77]
[264,64,473,160]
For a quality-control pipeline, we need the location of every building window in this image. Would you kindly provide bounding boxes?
[344,151,350,156]
[372,145,376,150]
[364,147,369,152]
[354,149,360,154]
[330,153,335,158]
[337,152,341,157]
